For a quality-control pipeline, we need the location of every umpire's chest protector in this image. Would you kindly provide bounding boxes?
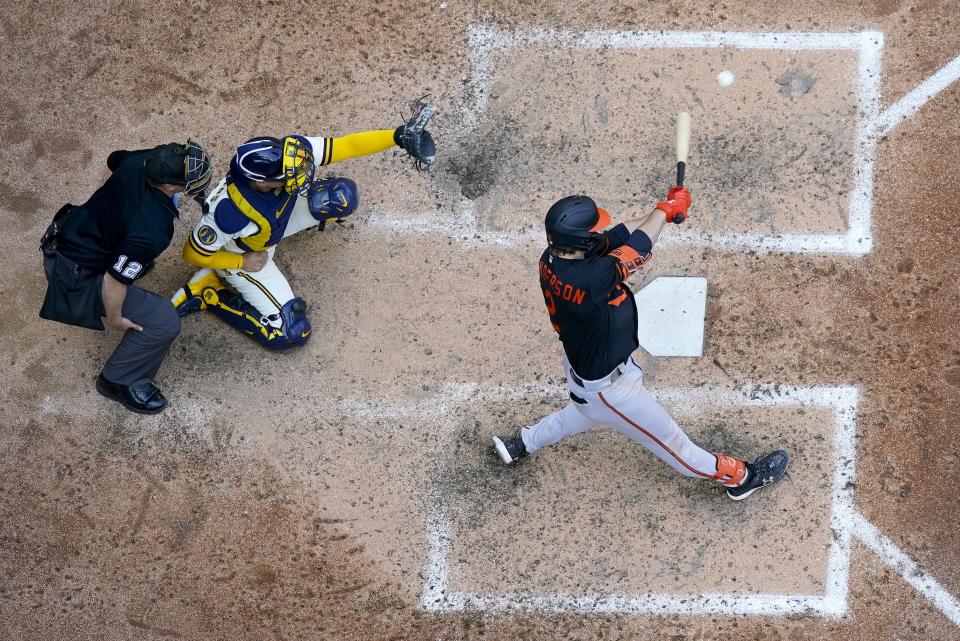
[225,178,298,251]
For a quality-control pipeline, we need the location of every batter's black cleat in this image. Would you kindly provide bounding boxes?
[96,374,168,415]
[492,435,528,464]
[726,450,790,501]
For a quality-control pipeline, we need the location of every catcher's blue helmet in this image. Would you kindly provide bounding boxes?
[230,137,284,182]
[308,177,359,228]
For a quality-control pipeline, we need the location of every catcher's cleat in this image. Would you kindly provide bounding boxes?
[492,435,528,464]
[171,268,224,318]
[726,450,790,501]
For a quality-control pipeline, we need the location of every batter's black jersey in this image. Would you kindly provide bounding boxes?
[539,223,654,380]
[57,149,179,285]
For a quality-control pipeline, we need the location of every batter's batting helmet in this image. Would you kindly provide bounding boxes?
[544,195,611,253]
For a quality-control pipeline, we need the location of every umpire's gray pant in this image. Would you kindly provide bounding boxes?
[43,257,180,386]
[100,284,181,386]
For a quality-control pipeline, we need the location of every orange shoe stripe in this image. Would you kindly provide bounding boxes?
[712,454,747,486]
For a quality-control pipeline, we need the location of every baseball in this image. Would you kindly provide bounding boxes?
[716,70,735,87]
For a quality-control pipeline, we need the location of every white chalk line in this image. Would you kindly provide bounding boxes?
[338,381,851,421]
[365,207,867,253]
[468,25,879,53]
[377,30,960,256]
[850,512,960,626]
[347,383,855,617]
[370,27,884,256]
[874,52,960,137]
[849,32,884,256]
[400,380,960,624]
[823,387,859,614]
[337,381,561,422]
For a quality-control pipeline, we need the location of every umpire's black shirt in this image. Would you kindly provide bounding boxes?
[58,150,178,285]
[539,223,653,380]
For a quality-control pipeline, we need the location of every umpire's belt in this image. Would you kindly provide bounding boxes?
[570,363,625,389]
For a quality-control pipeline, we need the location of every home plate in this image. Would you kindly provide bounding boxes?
[635,276,707,357]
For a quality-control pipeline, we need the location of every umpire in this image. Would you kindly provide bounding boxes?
[39,140,212,414]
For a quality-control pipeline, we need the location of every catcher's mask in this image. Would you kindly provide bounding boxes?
[231,136,315,195]
[282,136,315,195]
[145,139,213,197]
[544,195,610,254]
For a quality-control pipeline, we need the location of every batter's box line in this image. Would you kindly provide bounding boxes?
[333,381,959,622]
[407,384,855,618]
[375,27,883,255]
[369,28,960,256]
[410,382,960,624]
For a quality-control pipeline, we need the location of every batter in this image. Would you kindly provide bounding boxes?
[492,189,790,500]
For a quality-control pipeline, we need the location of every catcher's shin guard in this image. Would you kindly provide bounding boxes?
[204,289,304,350]
[278,298,311,347]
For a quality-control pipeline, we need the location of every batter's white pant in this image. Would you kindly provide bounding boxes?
[521,356,721,479]
[214,197,321,322]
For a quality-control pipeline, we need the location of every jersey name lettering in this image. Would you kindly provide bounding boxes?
[539,261,586,305]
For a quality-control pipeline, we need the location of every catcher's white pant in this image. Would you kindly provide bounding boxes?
[214,197,320,321]
[521,356,721,479]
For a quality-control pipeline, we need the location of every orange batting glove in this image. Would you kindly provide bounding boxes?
[657,186,691,224]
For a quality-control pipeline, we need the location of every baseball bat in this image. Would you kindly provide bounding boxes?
[672,112,691,224]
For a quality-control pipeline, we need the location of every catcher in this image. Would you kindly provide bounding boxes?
[171,100,436,349]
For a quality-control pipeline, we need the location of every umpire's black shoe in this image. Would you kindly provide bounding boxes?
[726,450,790,501]
[492,435,528,464]
[96,374,168,415]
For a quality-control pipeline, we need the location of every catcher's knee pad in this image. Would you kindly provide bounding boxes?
[308,177,359,230]
[279,297,311,347]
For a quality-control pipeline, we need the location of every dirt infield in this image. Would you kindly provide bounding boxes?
[2,1,960,640]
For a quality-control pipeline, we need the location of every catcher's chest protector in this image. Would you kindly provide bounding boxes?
[225,179,298,251]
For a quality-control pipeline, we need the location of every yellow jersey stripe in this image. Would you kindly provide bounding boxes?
[226,182,272,251]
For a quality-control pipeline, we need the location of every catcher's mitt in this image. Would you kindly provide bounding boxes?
[394,98,437,171]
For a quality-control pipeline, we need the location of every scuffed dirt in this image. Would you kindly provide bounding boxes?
[2,0,960,640]
[0,418,436,641]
